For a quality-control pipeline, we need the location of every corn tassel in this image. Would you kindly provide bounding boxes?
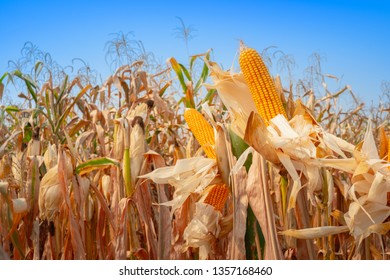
[204,184,229,212]
[239,42,287,125]
[184,108,216,159]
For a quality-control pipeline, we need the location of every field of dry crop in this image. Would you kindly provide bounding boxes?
[0,42,389,260]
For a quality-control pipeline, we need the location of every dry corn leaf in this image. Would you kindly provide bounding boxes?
[367,222,390,235]
[0,181,8,193]
[215,124,230,186]
[57,147,86,260]
[143,150,171,259]
[246,151,283,259]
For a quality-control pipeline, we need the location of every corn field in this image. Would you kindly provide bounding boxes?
[0,42,389,260]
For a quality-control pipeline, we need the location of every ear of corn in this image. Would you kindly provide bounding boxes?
[239,42,287,125]
[204,184,229,212]
[184,108,216,159]
[130,116,146,187]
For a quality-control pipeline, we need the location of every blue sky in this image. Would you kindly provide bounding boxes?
[1,0,389,104]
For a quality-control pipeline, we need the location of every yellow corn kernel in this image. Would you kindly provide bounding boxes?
[204,184,229,212]
[184,108,216,159]
[239,42,287,125]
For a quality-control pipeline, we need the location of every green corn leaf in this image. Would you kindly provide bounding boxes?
[202,89,216,105]
[5,106,20,113]
[229,128,252,172]
[57,75,69,103]
[12,70,38,104]
[0,82,3,101]
[76,157,120,175]
[34,61,44,78]
[179,63,192,81]
[194,55,210,94]
[168,57,187,92]
[55,84,91,134]
[245,206,265,260]
[159,82,171,97]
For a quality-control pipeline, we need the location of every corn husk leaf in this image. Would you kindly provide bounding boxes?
[205,61,257,139]
[43,144,57,169]
[38,166,63,220]
[244,112,279,164]
[12,198,28,214]
[182,202,222,260]
[139,157,217,215]
[345,201,390,239]
[279,226,349,239]
[130,122,147,186]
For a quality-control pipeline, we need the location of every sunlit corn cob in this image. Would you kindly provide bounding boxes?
[204,184,229,212]
[184,108,216,159]
[239,42,287,125]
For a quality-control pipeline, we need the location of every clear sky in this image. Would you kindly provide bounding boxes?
[1,0,389,105]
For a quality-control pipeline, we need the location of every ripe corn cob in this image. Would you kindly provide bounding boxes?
[204,184,229,212]
[184,108,216,159]
[239,42,287,125]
